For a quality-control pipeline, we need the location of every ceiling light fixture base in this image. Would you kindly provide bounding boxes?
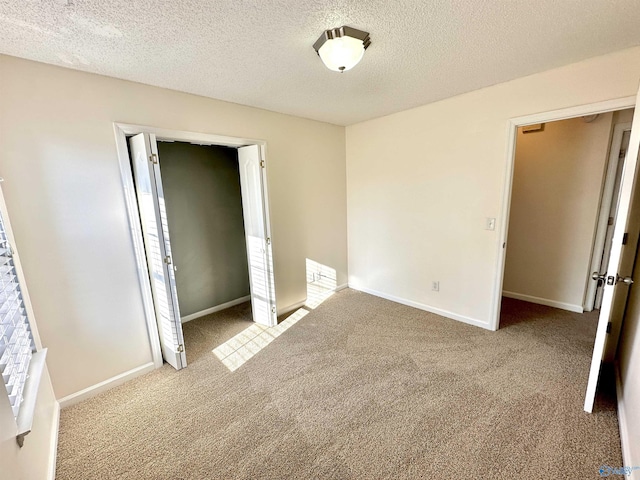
[313,26,371,72]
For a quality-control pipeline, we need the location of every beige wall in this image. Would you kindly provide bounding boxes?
[0,54,347,399]
[503,114,614,310]
[158,142,250,318]
[614,108,636,124]
[346,46,640,327]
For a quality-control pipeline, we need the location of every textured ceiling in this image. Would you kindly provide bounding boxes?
[2,1,640,125]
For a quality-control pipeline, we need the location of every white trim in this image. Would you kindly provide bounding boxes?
[16,349,48,446]
[334,283,349,293]
[350,284,490,330]
[490,96,637,331]
[47,401,60,480]
[490,120,519,332]
[58,362,155,409]
[114,125,163,370]
[502,291,583,313]
[115,123,265,149]
[615,364,637,479]
[181,296,251,323]
[510,97,637,127]
[585,122,633,312]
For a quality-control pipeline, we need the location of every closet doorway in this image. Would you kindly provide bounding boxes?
[114,125,277,370]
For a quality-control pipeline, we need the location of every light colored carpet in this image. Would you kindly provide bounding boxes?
[56,289,622,479]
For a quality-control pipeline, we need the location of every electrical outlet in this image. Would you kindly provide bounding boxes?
[432,281,439,292]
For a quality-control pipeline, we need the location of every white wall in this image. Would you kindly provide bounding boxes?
[346,46,640,328]
[0,54,347,399]
[503,114,614,311]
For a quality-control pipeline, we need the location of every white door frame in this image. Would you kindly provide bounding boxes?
[113,123,276,368]
[585,122,633,312]
[490,96,636,331]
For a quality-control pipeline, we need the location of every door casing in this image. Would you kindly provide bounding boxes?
[491,96,637,331]
[114,123,277,369]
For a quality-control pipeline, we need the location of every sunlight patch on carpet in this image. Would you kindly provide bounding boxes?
[213,308,309,371]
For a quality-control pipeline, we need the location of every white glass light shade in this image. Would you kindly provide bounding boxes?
[318,35,365,72]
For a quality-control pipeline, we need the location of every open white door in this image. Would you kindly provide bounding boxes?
[237,145,277,327]
[584,93,640,412]
[129,133,187,370]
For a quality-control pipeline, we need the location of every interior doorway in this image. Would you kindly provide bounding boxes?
[114,125,277,371]
[491,93,640,413]
[501,109,634,317]
[498,109,636,366]
[153,140,253,366]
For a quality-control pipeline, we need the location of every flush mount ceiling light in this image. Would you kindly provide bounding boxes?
[313,26,371,72]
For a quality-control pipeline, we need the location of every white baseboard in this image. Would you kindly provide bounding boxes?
[502,291,584,313]
[276,283,349,317]
[58,362,155,409]
[350,284,490,330]
[181,295,251,323]
[615,364,638,479]
[48,401,60,480]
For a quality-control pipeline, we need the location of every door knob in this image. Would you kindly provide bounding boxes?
[592,272,606,282]
[617,275,634,285]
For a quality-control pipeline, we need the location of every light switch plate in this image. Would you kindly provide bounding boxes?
[486,217,496,231]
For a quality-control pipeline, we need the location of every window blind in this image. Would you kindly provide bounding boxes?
[0,211,35,418]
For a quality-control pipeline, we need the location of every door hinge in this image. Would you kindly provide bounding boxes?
[608,216,614,226]
[164,255,172,265]
[622,233,629,245]
[177,344,184,353]
[266,237,271,245]
[271,306,276,314]
[260,160,265,168]
[606,322,612,334]
[149,154,158,164]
